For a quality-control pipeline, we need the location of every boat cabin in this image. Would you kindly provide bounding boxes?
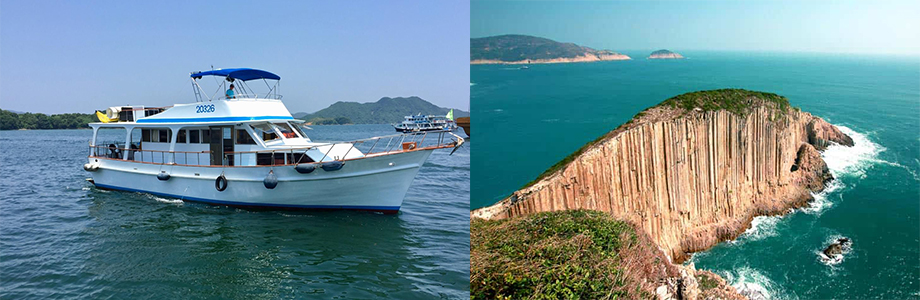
[88,68,362,167]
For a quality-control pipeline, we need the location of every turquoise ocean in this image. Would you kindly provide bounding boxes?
[471,51,919,299]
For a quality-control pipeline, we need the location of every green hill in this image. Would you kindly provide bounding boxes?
[471,34,625,62]
[297,96,469,124]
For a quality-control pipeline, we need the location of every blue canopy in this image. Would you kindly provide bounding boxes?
[190,68,281,81]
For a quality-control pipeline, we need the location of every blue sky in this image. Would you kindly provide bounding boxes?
[0,0,470,114]
[472,0,920,56]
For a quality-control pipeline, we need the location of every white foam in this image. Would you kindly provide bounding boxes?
[821,125,883,179]
[493,109,503,112]
[802,178,844,215]
[817,235,852,266]
[734,215,782,242]
[721,266,777,300]
[149,195,183,205]
[470,82,476,86]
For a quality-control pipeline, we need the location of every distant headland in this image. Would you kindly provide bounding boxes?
[471,34,630,64]
[648,49,684,59]
[294,96,469,125]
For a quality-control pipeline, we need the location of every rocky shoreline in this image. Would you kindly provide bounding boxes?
[470,53,631,65]
[471,89,854,299]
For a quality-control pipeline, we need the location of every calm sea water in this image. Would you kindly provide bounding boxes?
[471,51,920,299]
[0,124,470,299]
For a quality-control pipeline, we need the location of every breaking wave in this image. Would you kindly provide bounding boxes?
[817,234,853,266]
[803,125,884,215]
[734,215,782,242]
[720,125,880,298]
[821,125,884,179]
[720,266,778,300]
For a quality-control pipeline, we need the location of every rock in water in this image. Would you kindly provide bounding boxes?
[823,237,852,258]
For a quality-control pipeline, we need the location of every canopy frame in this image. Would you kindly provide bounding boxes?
[189,68,282,102]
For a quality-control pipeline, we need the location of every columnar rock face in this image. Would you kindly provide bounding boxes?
[472,93,853,262]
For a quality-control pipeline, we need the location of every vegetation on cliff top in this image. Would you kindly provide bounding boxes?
[472,210,662,300]
[522,89,796,189]
[658,88,792,116]
[471,34,623,62]
[650,49,676,55]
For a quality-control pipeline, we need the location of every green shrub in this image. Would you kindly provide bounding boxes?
[471,210,647,300]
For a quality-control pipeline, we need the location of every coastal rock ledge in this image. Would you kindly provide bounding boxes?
[472,89,854,264]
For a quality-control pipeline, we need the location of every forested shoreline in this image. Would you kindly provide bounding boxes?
[0,109,99,130]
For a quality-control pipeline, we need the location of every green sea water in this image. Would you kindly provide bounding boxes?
[471,51,920,299]
[1,125,470,299]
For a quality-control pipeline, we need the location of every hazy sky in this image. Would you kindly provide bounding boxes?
[0,0,470,114]
[472,0,920,56]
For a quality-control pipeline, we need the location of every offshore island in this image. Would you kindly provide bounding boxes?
[471,34,631,64]
[649,49,685,59]
[471,89,854,299]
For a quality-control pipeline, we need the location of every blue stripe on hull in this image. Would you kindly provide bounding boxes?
[136,116,294,123]
[92,183,400,213]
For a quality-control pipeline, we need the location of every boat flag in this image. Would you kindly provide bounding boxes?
[96,111,112,123]
[446,109,454,120]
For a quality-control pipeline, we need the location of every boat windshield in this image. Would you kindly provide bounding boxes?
[251,122,280,142]
[273,122,298,139]
[292,124,309,139]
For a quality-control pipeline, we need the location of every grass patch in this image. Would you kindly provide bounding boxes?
[471,210,647,300]
[657,88,791,116]
[697,272,719,291]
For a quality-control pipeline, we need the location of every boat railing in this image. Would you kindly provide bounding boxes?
[89,144,211,166]
[88,131,463,167]
[220,93,283,101]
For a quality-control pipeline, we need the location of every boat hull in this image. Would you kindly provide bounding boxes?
[87,149,435,213]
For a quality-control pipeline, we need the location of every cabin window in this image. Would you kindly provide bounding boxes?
[178,130,187,143]
[256,153,288,166]
[236,129,256,145]
[201,129,211,143]
[142,129,151,142]
[274,122,298,139]
[189,129,200,143]
[158,129,169,143]
[151,129,160,142]
[251,123,279,142]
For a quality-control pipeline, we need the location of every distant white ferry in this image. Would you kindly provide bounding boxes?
[84,68,463,214]
[394,111,458,133]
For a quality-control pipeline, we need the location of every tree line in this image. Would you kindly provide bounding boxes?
[0,109,99,130]
[306,116,353,125]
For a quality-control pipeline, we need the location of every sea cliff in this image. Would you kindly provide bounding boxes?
[472,89,854,263]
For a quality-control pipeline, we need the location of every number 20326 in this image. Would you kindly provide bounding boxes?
[196,104,215,113]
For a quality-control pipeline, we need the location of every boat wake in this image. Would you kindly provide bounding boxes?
[147,195,183,205]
